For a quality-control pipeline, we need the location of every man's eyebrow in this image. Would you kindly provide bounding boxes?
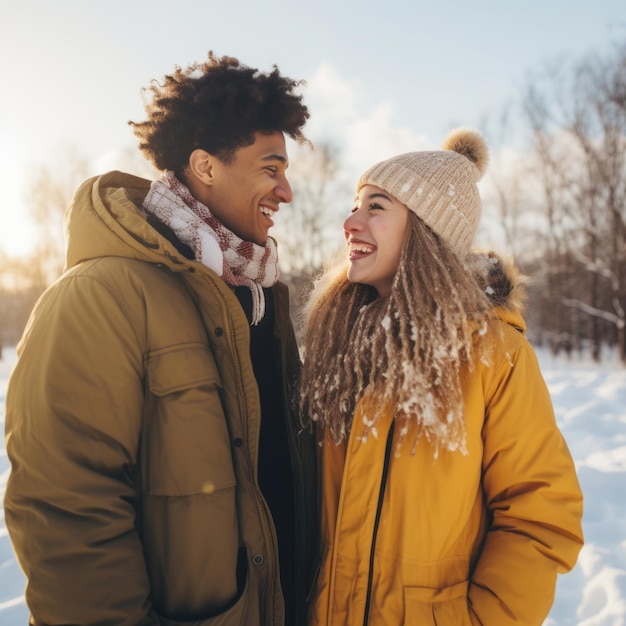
[262,154,288,164]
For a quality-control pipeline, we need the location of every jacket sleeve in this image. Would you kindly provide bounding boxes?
[4,273,157,625]
[468,334,584,625]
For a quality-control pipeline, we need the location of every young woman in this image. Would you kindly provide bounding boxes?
[299,128,584,626]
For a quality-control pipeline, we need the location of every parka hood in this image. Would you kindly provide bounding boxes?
[64,171,196,274]
[466,249,528,333]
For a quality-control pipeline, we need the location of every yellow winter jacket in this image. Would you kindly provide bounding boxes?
[309,269,584,625]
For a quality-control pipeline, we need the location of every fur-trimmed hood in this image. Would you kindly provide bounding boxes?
[466,250,527,333]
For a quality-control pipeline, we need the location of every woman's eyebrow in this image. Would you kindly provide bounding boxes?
[367,192,392,201]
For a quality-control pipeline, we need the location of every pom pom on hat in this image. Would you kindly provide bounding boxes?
[441,127,489,178]
[356,127,490,258]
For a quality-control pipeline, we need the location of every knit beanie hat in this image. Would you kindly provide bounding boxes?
[356,127,489,258]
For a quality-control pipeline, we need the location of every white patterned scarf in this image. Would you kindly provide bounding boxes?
[143,171,279,325]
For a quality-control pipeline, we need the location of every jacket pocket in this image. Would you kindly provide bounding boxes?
[143,342,236,496]
[154,549,252,626]
[142,343,242,618]
[404,580,476,625]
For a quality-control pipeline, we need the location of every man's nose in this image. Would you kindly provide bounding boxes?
[275,175,293,203]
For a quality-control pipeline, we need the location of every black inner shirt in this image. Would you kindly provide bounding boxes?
[235,286,296,625]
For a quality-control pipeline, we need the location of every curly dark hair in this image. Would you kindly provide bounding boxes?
[129,51,310,177]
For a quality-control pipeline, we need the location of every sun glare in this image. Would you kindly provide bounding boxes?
[0,142,36,259]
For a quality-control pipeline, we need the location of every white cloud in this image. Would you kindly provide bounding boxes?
[299,61,433,185]
[302,61,361,132]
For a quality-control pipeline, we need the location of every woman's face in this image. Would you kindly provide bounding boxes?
[343,184,409,297]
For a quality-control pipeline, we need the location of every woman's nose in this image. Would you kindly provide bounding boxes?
[343,210,364,233]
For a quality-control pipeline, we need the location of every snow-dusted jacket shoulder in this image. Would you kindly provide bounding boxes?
[310,252,584,626]
[4,171,317,626]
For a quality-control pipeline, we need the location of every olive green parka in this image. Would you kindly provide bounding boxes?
[4,171,317,625]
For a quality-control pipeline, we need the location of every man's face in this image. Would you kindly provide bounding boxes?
[204,131,293,245]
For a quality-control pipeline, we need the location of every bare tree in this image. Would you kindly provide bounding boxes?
[273,141,347,277]
[0,252,46,349]
[0,148,92,344]
[271,141,350,329]
[479,109,529,258]
[27,148,91,289]
[520,43,626,362]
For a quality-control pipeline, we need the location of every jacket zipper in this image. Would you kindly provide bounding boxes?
[362,421,395,626]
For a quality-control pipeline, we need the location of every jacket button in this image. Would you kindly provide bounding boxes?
[252,554,264,566]
[215,327,224,337]
[233,438,243,447]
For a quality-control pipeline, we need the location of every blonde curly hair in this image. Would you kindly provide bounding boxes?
[298,212,495,454]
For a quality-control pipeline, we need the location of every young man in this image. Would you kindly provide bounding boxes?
[4,53,316,626]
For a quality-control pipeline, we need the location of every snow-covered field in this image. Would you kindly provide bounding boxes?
[1,344,625,625]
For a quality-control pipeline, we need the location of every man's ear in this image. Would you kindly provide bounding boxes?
[187,149,215,186]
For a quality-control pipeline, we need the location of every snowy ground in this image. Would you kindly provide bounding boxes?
[1,344,625,625]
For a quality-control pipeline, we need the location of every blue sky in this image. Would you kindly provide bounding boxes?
[1,0,625,254]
